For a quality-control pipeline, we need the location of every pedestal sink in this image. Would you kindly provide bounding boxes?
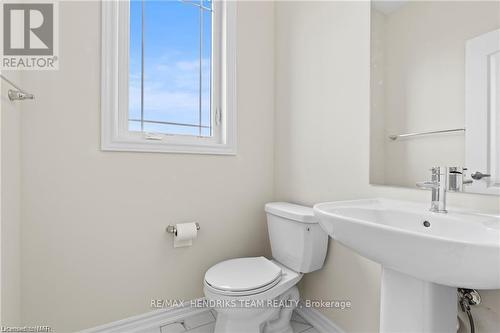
[313,198,500,332]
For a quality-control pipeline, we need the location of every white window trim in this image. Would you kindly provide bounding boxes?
[101,0,237,155]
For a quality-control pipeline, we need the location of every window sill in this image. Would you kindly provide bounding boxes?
[101,137,237,155]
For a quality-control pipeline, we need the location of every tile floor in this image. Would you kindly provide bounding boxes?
[159,309,319,333]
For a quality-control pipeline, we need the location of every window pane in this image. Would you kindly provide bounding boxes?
[129,0,213,137]
[129,0,142,125]
[128,120,210,136]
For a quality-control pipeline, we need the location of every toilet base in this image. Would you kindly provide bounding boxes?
[263,286,299,333]
[214,307,273,333]
[211,286,300,333]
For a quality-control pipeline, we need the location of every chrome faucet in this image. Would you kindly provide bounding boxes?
[416,166,449,213]
[417,166,474,213]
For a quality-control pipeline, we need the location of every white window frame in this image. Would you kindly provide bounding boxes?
[101,0,236,155]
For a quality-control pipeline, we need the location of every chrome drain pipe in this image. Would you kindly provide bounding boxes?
[458,288,481,333]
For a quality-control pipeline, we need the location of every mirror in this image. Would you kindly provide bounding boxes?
[370,1,500,195]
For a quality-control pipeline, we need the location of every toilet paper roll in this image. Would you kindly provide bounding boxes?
[173,222,198,248]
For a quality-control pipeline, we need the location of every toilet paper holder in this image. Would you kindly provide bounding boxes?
[166,223,200,236]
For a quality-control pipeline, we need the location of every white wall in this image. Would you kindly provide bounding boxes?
[17,1,274,331]
[274,1,500,332]
[1,71,22,326]
[369,9,386,185]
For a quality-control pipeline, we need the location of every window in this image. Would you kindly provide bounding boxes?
[101,0,236,154]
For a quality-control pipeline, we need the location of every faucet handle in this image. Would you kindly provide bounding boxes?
[416,181,439,189]
[471,171,491,180]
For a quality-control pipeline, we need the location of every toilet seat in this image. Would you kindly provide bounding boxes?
[204,257,282,296]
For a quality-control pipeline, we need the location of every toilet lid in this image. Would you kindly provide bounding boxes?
[204,257,282,292]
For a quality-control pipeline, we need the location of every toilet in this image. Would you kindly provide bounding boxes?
[203,202,328,333]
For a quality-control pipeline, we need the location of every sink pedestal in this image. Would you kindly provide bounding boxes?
[380,268,457,333]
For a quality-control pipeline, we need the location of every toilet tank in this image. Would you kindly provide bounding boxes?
[265,202,328,273]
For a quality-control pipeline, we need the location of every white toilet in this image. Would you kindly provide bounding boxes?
[203,202,328,333]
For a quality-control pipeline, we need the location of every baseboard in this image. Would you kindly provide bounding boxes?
[295,302,346,333]
[79,298,208,333]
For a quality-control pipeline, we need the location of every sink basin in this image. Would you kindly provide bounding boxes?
[314,198,500,332]
[314,198,500,289]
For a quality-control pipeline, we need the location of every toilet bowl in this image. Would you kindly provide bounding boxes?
[204,202,328,333]
[204,257,302,333]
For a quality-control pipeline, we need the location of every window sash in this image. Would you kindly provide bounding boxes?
[130,0,216,138]
[101,0,236,155]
